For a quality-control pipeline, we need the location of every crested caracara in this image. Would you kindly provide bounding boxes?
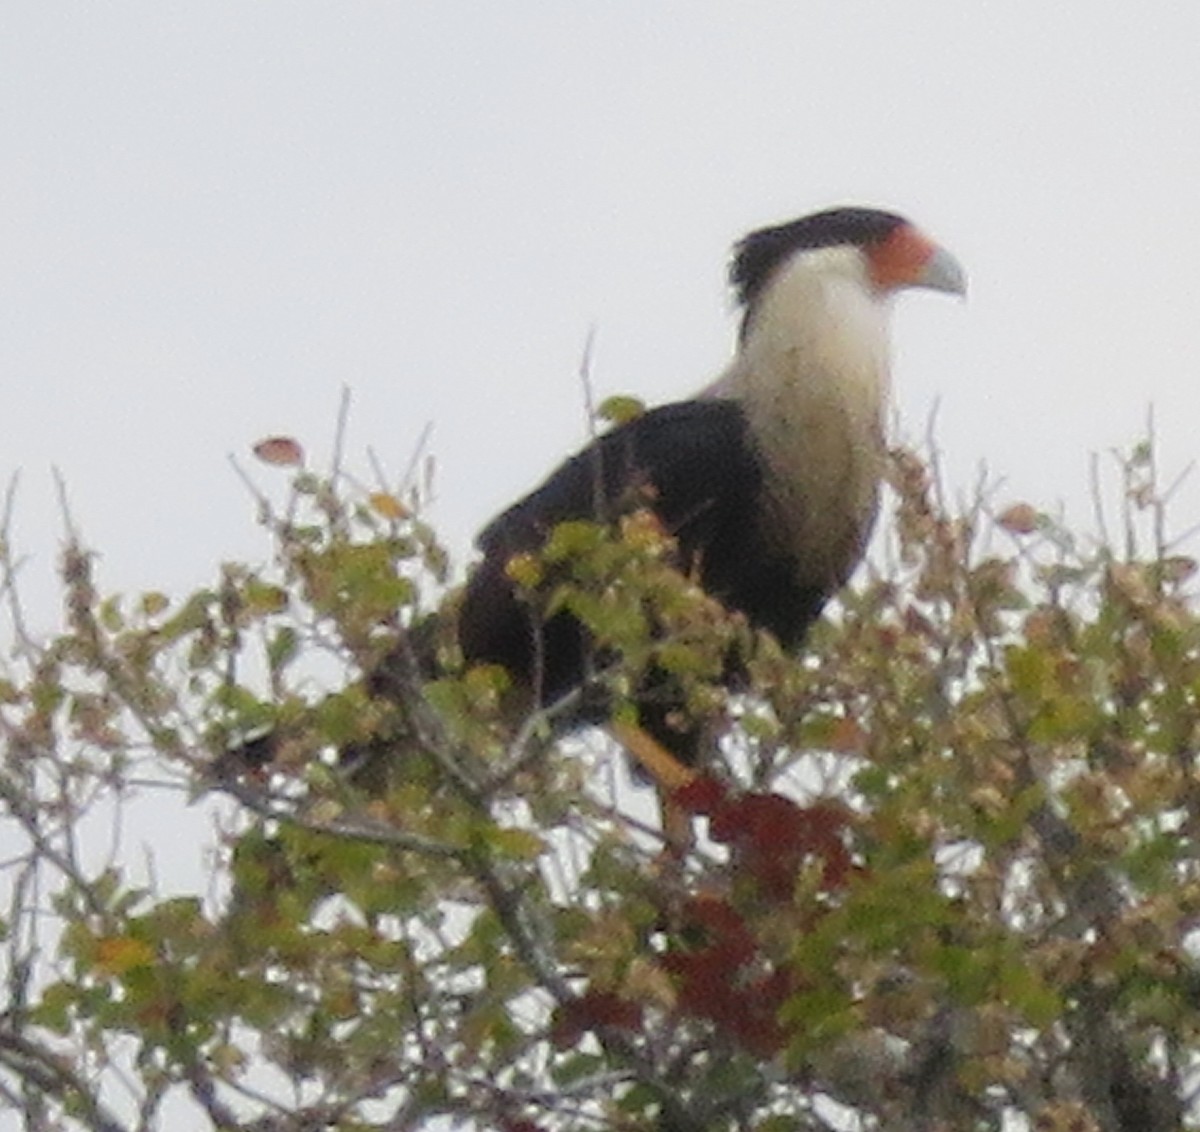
[456,207,964,773]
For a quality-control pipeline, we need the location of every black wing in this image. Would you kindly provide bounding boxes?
[478,400,756,555]
[458,400,827,705]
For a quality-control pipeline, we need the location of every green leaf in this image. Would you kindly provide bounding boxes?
[32,981,77,1033]
[267,626,299,672]
[543,520,607,562]
[756,1118,805,1132]
[99,596,124,632]
[158,591,217,642]
[597,394,646,426]
[243,578,289,616]
[484,827,545,861]
[551,1051,607,1087]
[140,591,170,618]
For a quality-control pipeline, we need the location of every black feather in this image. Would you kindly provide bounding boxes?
[458,399,828,731]
[731,207,905,317]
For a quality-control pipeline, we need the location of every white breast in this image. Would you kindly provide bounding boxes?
[711,247,892,592]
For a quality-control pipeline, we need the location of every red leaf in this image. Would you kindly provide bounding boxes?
[710,793,853,901]
[672,773,728,815]
[727,968,794,1056]
[253,436,305,467]
[661,897,756,999]
[551,990,643,1049]
[660,896,795,1056]
[681,896,757,964]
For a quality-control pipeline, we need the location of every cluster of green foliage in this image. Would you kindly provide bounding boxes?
[0,437,1198,1132]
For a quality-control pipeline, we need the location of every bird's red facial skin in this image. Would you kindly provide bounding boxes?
[866,223,938,292]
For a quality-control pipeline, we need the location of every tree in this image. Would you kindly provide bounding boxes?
[0,429,1197,1132]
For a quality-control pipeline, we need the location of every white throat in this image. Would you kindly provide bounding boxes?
[706,247,892,591]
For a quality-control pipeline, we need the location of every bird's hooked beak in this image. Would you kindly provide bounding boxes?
[918,245,967,297]
[867,223,967,298]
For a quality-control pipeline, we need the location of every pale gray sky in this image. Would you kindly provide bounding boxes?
[5,3,1200,625]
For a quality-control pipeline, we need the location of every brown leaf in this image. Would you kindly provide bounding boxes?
[1162,556,1197,584]
[252,436,305,467]
[1108,563,1154,607]
[997,502,1039,535]
[827,717,866,754]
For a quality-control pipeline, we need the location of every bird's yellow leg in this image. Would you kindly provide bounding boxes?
[609,721,696,792]
[609,721,697,856]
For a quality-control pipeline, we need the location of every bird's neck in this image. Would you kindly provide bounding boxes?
[705,252,893,591]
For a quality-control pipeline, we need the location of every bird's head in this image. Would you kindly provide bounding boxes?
[731,207,966,330]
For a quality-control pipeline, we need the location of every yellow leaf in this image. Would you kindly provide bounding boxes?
[625,957,677,1010]
[369,491,409,520]
[597,395,646,426]
[210,1043,247,1075]
[94,936,155,976]
[505,552,543,588]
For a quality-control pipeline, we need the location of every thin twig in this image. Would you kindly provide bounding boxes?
[0,473,38,659]
[0,1027,129,1132]
[578,326,599,439]
[0,773,111,922]
[213,775,465,859]
[397,420,436,497]
[329,384,353,486]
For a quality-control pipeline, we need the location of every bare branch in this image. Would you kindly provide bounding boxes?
[0,1027,129,1132]
[211,774,466,859]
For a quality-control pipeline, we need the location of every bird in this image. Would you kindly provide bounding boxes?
[455,207,965,782]
[225,207,964,804]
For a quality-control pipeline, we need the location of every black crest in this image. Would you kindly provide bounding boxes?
[730,207,907,312]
